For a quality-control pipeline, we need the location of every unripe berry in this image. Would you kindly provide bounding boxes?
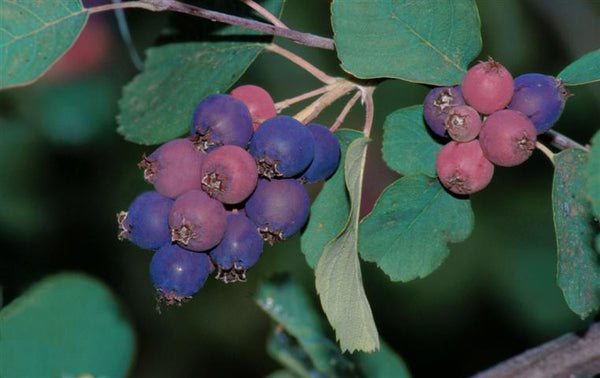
[423,86,466,137]
[436,140,494,195]
[300,123,341,183]
[479,109,537,167]
[230,85,277,132]
[444,105,481,142]
[462,59,514,114]
[117,191,172,250]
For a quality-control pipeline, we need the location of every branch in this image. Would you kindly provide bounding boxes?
[473,322,600,378]
[544,129,589,151]
[265,44,335,84]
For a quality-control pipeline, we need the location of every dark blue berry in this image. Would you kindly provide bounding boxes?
[245,179,310,244]
[117,191,172,250]
[191,94,253,151]
[300,124,341,183]
[423,86,465,137]
[210,214,263,283]
[249,116,315,178]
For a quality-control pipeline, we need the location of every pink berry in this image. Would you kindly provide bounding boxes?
[461,59,514,114]
[230,85,277,132]
[435,140,494,195]
[444,105,481,142]
[479,110,537,167]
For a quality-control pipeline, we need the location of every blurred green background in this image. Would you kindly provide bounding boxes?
[1,0,599,376]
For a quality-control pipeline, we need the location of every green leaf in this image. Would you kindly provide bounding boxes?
[558,48,600,86]
[0,0,87,89]
[359,175,474,282]
[301,129,363,267]
[266,330,314,378]
[0,273,135,377]
[315,137,380,353]
[382,105,443,177]
[552,149,600,319]
[354,341,412,378]
[331,0,481,85]
[585,130,600,219]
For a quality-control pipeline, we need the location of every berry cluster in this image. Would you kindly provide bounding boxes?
[424,59,569,195]
[118,85,341,304]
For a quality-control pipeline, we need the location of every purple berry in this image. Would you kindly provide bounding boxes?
[191,94,253,151]
[462,58,514,114]
[200,145,258,204]
[300,124,341,184]
[210,214,263,283]
[117,191,173,250]
[150,243,213,304]
[479,110,537,167]
[435,140,494,195]
[230,85,277,132]
[423,86,466,137]
[169,189,227,251]
[508,73,569,134]
[245,179,310,244]
[444,105,481,142]
[139,138,204,199]
[249,116,315,178]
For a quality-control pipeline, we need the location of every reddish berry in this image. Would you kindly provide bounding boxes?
[436,140,494,195]
[423,86,466,137]
[230,85,277,132]
[479,110,537,167]
[444,105,481,142]
[461,59,514,114]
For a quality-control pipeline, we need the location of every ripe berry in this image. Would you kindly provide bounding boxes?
[117,191,172,250]
[423,86,466,137]
[249,116,315,178]
[245,179,310,244]
[462,59,514,114]
[210,214,263,283]
[191,94,253,151]
[150,243,213,305]
[436,140,494,195]
[300,123,341,184]
[444,105,481,142]
[508,73,569,134]
[230,85,277,132]
[169,189,227,251]
[479,109,537,167]
[139,138,204,199]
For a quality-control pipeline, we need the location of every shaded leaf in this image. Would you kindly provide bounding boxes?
[585,130,600,219]
[558,48,600,86]
[266,330,314,378]
[355,341,412,378]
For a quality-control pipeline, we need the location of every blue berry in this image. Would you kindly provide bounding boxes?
[117,191,172,250]
[300,123,341,183]
[508,73,569,134]
[150,243,213,304]
[423,86,465,137]
[210,214,263,283]
[245,179,310,244]
[249,116,315,178]
[191,94,253,151]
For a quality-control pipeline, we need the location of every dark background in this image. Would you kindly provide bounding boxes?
[1,0,599,376]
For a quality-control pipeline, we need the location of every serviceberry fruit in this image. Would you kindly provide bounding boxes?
[191,94,253,151]
[436,140,494,195]
[300,123,341,184]
[150,243,213,305]
[479,109,537,167]
[139,138,204,199]
[423,86,466,137]
[169,189,227,251]
[508,73,569,134]
[245,179,310,244]
[249,116,315,178]
[210,213,263,283]
[230,85,277,132]
[200,145,258,204]
[461,58,514,114]
[117,191,172,250]
[444,105,482,142]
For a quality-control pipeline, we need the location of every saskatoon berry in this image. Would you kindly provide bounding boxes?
[461,58,514,114]
[230,85,277,132]
[139,138,204,199]
[508,73,569,134]
[249,116,315,178]
[300,123,341,184]
[117,191,172,250]
[150,243,213,305]
[191,94,253,151]
[169,189,227,251]
[444,105,482,142]
[200,145,258,204]
[479,109,537,167]
[245,179,310,244]
[423,86,466,137]
[436,140,494,195]
[210,213,263,283]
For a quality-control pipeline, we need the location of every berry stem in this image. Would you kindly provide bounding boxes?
[275,84,335,112]
[536,142,555,165]
[86,1,158,13]
[240,0,288,29]
[362,86,376,137]
[265,44,335,84]
[544,130,589,151]
[293,80,356,124]
[330,90,361,133]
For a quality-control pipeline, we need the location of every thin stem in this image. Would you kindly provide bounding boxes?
[536,142,555,165]
[544,129,589,151]
[86,1,159,13]
[330,90,361,132]
[362,86,376,137]
[265,44,335,84]
[275,85,334,112]
[293,81,355,124]
[241,0,288,29]
[112,0,144,70]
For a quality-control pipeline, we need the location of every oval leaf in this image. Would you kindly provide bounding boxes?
[558,48,600,86]
[331,0,482,85]
[0,0,87,89]
[585,130,600,219]
[359,175,474,282]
